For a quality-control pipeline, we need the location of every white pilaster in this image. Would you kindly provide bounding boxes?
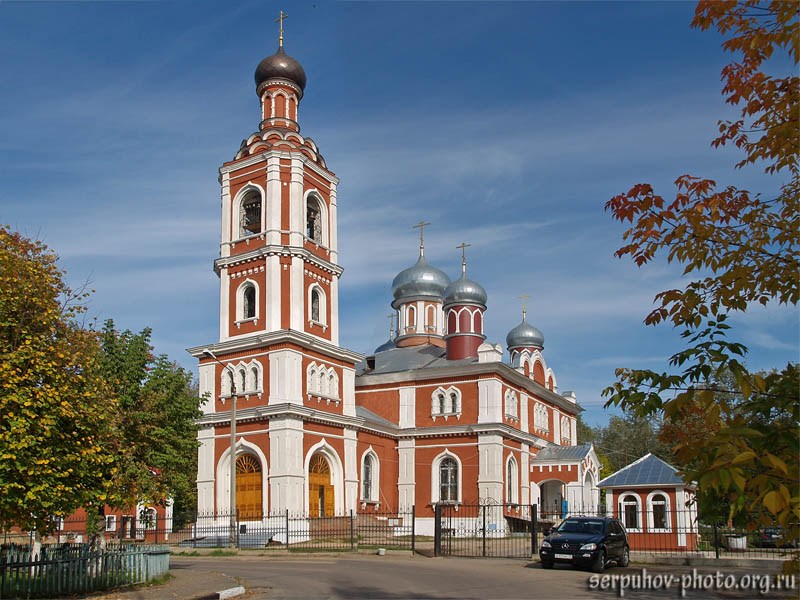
[220,171,231,256]
[266,156,282,246]
[415,301,424,334]
[219,267,230,341]
[553,409,561,445]
[330,275,339,344]
[268,417,305,513]
[398,439,416,512]
[196,428,215,513]
[198,363,216,415]
[329,183,338,261]
[289,158,304,247]
[344,429,358,512]
[342,367,356,417]
[399,386,416,428]
[520,392,529,431]
[520,443,530,507]
[571,417,577,446]
[269,348,303,405]
[477,434,503,503]
[290,256,304,331]
[478,379,502,423]
[266,255,281,332]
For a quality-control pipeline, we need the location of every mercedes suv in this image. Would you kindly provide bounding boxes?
[539,516,630,572]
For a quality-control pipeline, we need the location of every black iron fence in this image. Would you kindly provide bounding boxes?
[434,503,536,558]
[2,509,416,553]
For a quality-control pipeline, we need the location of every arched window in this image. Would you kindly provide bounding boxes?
[619,494,641,531]
[506,456,518,504]
[240,192,262,238]
[431,387,461,418]
[438,392,446,415]
[306,195,323,242]
[238,368,246,394]
[648,492,670,531]
[426,305,436,332]
[406,305,416,331]
[450,391,460,414]
[237,281,258,322]
[247,365,260,393]
[361,452,380,502]
[221,369,232,397]
[505,391,518,419]
[311,289,320,322]
[439,457,458,503]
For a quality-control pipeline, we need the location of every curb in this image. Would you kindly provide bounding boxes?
[217,586,246,599]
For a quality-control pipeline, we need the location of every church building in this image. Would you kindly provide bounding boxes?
[187,27,600,535]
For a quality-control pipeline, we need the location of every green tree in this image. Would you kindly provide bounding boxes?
[603,0,799,547]
[594,413,672,474]
[98,321,203,516]
[0,226,118,534]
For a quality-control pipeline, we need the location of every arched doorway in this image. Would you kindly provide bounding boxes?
[236,454,263,519]
[308,453,334,517]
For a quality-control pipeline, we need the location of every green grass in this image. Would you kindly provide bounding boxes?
[207,549,238,556]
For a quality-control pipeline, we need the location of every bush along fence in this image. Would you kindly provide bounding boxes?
[0,543,170,599]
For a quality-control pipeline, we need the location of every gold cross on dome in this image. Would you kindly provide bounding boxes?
[276,10,288,47]
[412,220,431,254]
[517,293,530,318]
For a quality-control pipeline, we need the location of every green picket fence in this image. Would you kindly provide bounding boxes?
[0,544,170,599]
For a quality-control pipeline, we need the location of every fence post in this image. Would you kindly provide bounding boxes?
[236,508,240,549]
[285,509,290,547]
[531,504,537,557]
[713,523,720,559]
[350,510,355,551]
[482,504,487,557]
[433,504,442,557]
[411,505,416,554]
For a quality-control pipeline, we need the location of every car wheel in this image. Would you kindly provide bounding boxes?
[619,546,630,568]
[591,551,606,573]
[541,561,553,569]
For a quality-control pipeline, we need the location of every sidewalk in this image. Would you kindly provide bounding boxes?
[89,558,249,600]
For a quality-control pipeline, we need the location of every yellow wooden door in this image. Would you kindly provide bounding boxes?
[309,454,334,517]
[236,454,263,519]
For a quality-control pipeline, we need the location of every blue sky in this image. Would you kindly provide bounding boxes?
[1,1,796,425]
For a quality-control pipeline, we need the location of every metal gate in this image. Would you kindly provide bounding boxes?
[434,503,537,558]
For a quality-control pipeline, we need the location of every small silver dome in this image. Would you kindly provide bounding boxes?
[506,317,545,349]
[391,254,450,308]
[374,337,396,353]
[444,273,487,307]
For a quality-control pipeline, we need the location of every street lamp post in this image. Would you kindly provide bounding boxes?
[203,348,237,548]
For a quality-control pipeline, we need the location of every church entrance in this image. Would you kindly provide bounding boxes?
[308,453,334,517]
[236,454,263,519]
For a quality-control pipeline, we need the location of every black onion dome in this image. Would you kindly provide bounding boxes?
[255,46,307,92]
[444,273,487,307]
[506,317,545,350]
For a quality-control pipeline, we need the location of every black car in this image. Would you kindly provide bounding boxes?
[539,516,630,572]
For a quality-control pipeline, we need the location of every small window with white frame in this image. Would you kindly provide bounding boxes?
[431,386,461,419]
[236,281,258,323]
[619,493,641,531]
[105,515,117,532]
[308,285,327,327]
[361,451,379,503]
[504,390,519,420]
[560,415,571,443]
[647,492,671,531]
[534,403,549,431]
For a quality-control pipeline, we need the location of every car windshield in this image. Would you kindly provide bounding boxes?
[556,520,605,535]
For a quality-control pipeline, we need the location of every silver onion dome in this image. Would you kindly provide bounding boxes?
[391,255,451,308]
[506,317,545,349]
[443,273,487,307]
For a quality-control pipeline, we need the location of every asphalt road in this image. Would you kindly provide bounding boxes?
[161,554,793,600]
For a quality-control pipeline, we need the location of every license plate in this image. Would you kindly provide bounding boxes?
[554,553,572,559]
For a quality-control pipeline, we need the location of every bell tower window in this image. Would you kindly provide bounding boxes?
[311,289,321,322]
[243,285,256,319]
[240,193,262,238]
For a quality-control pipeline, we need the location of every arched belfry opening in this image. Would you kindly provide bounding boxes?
[236,454,263,519]
[308,453,334,517]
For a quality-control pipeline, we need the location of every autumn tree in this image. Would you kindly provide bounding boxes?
[0,226,118,534]
[98,321,203,518]
[603,0,799,546]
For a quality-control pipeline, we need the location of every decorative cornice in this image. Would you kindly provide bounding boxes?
[356,361,582,415]
[187,329,364,364]
[195,401,552,449]
[213,245,343,278]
